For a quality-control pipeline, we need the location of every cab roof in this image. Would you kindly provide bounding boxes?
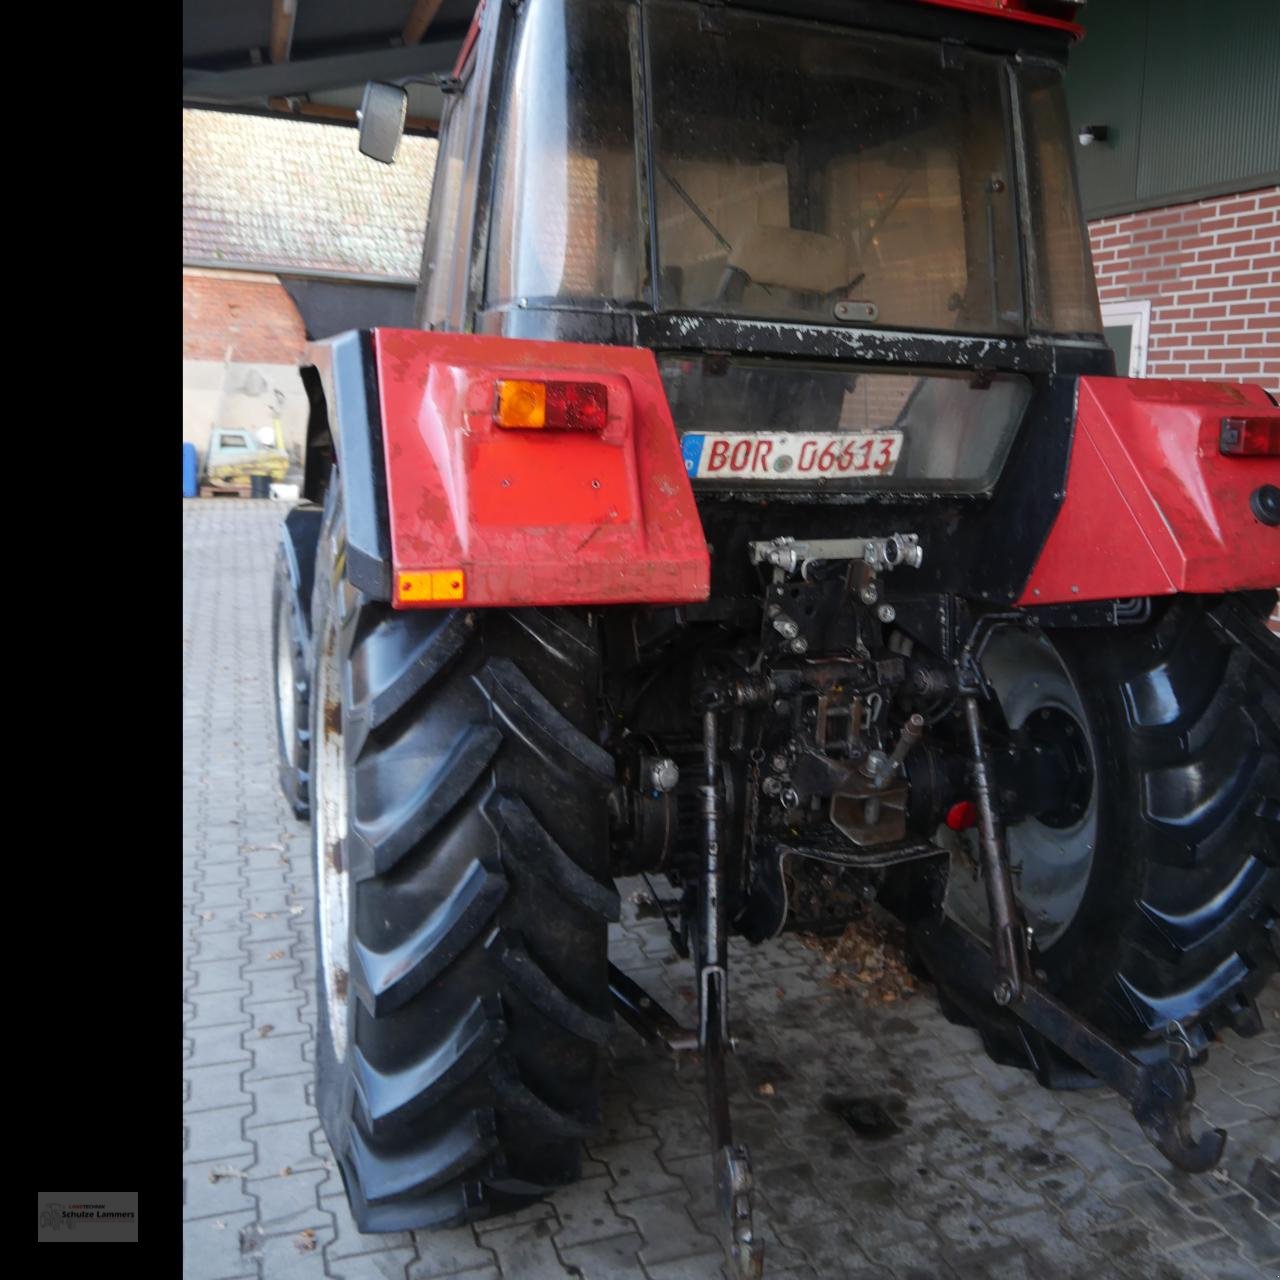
[181,0,1083,128]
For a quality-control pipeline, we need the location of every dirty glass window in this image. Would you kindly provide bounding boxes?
[418,93,471,328]
[646,2,1023,335]
[659,358,1030,493]
[417,12,498,333]
[1018,63,1103,334]
[485,0,644,307]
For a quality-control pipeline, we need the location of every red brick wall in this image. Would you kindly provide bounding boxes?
[183,270,307,365]
[1088,186,1280,394]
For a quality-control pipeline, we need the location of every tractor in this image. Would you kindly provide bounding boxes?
[269,0,1280,1273]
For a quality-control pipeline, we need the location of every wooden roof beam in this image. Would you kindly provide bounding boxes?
[270,0,297,64]
[266,97,439,134]
[403,0,447,45]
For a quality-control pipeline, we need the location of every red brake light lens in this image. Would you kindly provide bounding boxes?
[546,381,608,432]
[495,380,607,432]
[1220,416,1280,457]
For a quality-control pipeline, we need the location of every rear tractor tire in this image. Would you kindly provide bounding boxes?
[272,506,324,819]
[308,481,618,1231]
[925,592,1280,1083]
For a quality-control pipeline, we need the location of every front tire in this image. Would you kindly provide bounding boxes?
[309,482,618,1232]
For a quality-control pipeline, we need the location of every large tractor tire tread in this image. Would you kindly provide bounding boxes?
[311,483,613,1233]
[1084,596,1279,1040]
[924,593,1279,1084]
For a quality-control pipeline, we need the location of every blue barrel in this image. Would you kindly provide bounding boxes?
[182,443,199,498]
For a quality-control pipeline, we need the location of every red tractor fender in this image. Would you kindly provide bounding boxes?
[372,329,710,609]
[1020,377,1280,606]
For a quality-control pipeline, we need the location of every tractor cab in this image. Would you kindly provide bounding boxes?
[392,0,1105,354]
[364,0,1113,540]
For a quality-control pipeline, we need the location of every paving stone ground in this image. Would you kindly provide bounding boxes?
[184,502,1280,1280]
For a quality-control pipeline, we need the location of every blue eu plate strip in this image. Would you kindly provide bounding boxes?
[681,433,705,477]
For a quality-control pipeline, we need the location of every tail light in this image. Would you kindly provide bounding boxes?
[495,379,608,432]
[1220,416,1280,457]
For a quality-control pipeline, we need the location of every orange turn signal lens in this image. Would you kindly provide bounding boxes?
[495,380,607,432]
[398,569,465,602]
[496,380,547,429]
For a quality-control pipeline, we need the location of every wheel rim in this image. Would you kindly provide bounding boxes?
[312,611,350,1061]
[275,602,296,764]
[943,629,1098,951]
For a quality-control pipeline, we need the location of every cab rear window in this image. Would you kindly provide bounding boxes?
[658,357,1032,494]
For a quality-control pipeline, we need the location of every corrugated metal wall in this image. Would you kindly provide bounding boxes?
[1066,0,1280,218]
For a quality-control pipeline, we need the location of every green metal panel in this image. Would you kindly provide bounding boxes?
[1065,0,1147,217]
[1066,0,1280,218]
[1138,0,1280,205]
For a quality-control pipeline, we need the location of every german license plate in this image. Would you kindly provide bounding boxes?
[681,432,903,481]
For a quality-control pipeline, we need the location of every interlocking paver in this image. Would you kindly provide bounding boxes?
[773,1217,886,1276]
[555,1232,649,1278]
[184,1159,257,1222]
[590,1138,683,1201]
[330,1248,419,1280]
[182,1210,259,1280]
[245,1070,314,1128]
[480,1218,572,1278]
[187,1060,254,1113]
[472,1201,557,1234]
[188,1021,255,1068]
[251,1168,335,1235]
[865,1232,963,1279]
[195,928,255,962]
[400,1225,495,1275]
[245,1118,330,1177]
[616,1190,720,1266]
[1169,1231,1274,1280]
[183,503,1280,1279]
[184,1104,257,1165]
[191,990,257,1029]
[257,1225,338,1280]
[244,1030,312,1079]
[548,1176,634,1248]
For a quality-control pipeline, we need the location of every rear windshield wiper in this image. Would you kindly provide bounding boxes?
[658,163,733,254]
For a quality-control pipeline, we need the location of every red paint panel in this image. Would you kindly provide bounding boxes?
[1021,378,1280,605]
[372,330,710,609]
[909,0,1083,38]
[451,0,486,79]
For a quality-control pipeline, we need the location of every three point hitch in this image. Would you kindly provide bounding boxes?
[941,616,1228,1173]
[608,614,1231,1280]
[608,703,764,1280]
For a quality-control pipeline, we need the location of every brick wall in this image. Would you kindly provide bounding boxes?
[1088,186,1280,394]
[183,269,307,365]
[182,268,311,464]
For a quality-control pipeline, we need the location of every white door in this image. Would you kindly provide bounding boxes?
[1100,299,1151,377]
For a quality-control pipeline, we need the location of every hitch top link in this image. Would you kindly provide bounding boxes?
[749,533,923,577]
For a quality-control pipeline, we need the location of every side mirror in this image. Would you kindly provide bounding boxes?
[357,82,408,164]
